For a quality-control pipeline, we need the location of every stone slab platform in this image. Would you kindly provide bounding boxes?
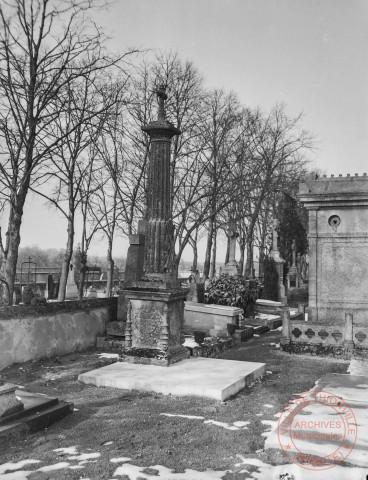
[78,357,266,401]
[0,390,73,441]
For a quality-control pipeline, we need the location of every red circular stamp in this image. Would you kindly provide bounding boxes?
[277,390,357,470]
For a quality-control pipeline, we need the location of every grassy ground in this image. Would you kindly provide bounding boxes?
[0,331,349,479]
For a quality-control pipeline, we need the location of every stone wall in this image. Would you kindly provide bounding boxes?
[0,298,117,370]
[281,318,368,358]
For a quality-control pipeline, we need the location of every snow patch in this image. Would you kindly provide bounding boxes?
[54,446,78,456]
[103,441,113,446]
[0,461,40,474]
[183,338,200,348]
[113,463,226,479]
[0,471,34,480]
[233,421,250,428]
[263,404,273,408]
[98,353,119,359]
[160,413,204,420]
[37,462,70,472]
[204,419,238,430]
[110,457,132,463]
[237,457,368,480]
[261,420,278,439]
[68,453,101,461]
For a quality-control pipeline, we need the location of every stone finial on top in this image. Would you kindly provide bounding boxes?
[155,84,167,121]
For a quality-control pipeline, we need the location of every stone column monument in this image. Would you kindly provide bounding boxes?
[269,219,287,304]
[220,220,239,276]
[287,239,299,290]
[65,264,78,299]
[122,85,189,366]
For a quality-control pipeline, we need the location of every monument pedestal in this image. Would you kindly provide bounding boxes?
[122,288,189,366]
[220,262,239,276]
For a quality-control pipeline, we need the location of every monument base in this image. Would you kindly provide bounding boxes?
[121,345,189,367]
[65,285,79,300]
[122,286,189,367]
[220,263,239,276]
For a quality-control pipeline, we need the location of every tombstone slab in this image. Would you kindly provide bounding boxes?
[0,383,24,417]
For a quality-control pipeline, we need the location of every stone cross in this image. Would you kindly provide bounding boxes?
[227,220,238,265]
[156,84,167,121]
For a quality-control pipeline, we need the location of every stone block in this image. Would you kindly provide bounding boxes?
[184,302,243,335]
[106,321,126,337]
[0,384,24,418]
[234,327,254,342]
[129,234,145,245]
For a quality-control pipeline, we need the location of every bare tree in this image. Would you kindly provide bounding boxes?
[237,105,312,277]
[32,73,124,301]
[89,100,128,297]
[0,0,136,304]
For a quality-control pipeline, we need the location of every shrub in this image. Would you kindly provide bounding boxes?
[204,274,262,317]
[22,285,34,305]
[30,296,47,306]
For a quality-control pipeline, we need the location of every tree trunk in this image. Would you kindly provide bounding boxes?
[0,200,26,305]
[203,216,214,281]
[239,241,245,276]
[209,227,217,279]
[191,227,198,271]
[192,242,198,271]
[244,236,254,278]
[78,252,88,300]
[225,235,230,264]
[106,240,114,298]
[58,215,75,301]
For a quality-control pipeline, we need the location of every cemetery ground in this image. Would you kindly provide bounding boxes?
[0,331,357,480]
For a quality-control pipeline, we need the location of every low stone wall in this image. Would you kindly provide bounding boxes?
[281,317,368,358]
[0,298,117,370]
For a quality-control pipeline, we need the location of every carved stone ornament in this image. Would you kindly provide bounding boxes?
[331,330,343,342]
[305,328,315,339]
[318,330,329,340]
[355,331,367,343]
[132,306,163,347]
[292,328,302,338]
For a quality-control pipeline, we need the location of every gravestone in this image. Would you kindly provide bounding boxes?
[287,239,299,289]
[121,85,189,366]
[220,220,239,276]
[65,264,78,299]
[269,219,287,304]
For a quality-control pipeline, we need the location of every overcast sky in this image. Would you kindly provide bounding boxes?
[14,0,368,259]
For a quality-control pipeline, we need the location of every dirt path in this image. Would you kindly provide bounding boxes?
[0,331,350,479]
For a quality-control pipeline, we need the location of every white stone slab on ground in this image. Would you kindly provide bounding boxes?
[78,357,266,401]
